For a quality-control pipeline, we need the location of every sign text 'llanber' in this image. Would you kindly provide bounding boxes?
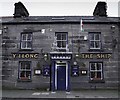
[78,53,112,59]
[12,53,39,59]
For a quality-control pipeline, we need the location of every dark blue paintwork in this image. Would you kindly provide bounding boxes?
[57,66,66,90]
[51,61,55,91]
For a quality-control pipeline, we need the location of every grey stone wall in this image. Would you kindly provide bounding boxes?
[1,22,119,90]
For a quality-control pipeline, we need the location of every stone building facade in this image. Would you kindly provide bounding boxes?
[1,2,119,91]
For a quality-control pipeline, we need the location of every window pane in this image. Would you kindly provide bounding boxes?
[22,34,27,40]
[97,63,102,70]
[90,41,94,48]
[62,34,66,40]
[27,42,32,48]
[20,62,30,69]
[21,41,27,48]
[62,41,66,48]
[27,34,32,40]
[26,71,31,78]
[95,41,100,48]
[91,63,95,70]
[97,72,101,78]
[56,34,61,40]
[20,62,24,67]
[95,34,100,40]
[20,71,25,77]
[21,63,25,69]
[89,34,94,40]
[91,72,95,78]
[57,41,61,47]
[26,63,30,69]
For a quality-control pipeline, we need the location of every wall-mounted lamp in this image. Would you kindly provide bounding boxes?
[0,30,2,35]
[44,53,48,61]
[73,61,77,65]
[111,25,115,30]
[75,54,79,57]
[3,26,8,33]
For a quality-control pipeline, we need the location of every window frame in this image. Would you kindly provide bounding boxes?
[55,32,68,52]
[89,32,102,50]
[89,62,104,83]
[20,32,33,50]
[18,61,32,81]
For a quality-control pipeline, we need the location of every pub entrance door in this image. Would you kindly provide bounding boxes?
[56,61,67,90]
[51,60,70,91]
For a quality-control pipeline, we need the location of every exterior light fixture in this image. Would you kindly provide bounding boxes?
[73,61,77,65]
[84,36,88,40]
[3,26,8,33]
[111,25,115,30]
[75,54,79,57]
[44,54,48,61]
[44,54,47,57]
[0,30,2,35]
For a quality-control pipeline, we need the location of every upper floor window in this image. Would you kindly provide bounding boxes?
[89,62,103,81]
[89,32,101,50]
[20,33,32,50]
[18,61,32,80]
[55,32,68,52]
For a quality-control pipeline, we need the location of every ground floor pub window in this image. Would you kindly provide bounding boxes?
[89,62,103,81]
[18,61,31,80]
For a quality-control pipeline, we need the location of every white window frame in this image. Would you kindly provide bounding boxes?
[55,32,68,51]
[89,33,101,50]
[19,61,32,80]
[21,33,32,49]
[90,62,103,80]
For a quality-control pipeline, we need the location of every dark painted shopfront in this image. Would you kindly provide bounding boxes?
[1,2,119,91]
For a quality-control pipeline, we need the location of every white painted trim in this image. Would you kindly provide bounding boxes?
[55,64,57,90]
[50,52,72,54]
[66,61,68,90]
[55,61,68,90]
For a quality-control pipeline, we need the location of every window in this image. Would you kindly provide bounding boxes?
[89,32,101,50]
[20,33,32,49]
[19,61,31,80]
[90,62,103,81]
[55,32,68,52]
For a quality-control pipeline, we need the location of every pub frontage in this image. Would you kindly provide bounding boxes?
[1,1,119,91]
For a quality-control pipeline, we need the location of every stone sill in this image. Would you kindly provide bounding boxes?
[17,79,32,82]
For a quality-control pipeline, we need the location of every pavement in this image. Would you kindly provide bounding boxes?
[1,89,120,100]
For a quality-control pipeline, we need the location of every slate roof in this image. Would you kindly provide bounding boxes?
[1,16,119,25]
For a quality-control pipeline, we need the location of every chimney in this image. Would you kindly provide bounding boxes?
[93,2,107,17]
[13,2,29,18]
